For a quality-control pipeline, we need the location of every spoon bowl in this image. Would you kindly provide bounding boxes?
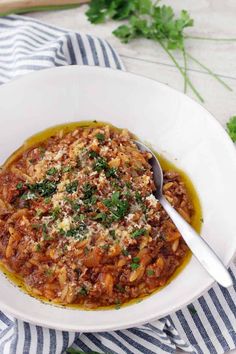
[135,140,233,288]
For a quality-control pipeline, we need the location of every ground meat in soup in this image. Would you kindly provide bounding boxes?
[0,124,194,308]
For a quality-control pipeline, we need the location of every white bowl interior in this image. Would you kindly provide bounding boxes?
[0,66,235,332]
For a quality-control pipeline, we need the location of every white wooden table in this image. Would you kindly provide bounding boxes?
[27,2,236,353]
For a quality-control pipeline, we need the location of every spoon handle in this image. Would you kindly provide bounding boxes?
[160,196,233,288]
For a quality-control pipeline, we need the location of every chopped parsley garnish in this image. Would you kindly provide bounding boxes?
[44,268,53,276]
[103,192,129,221]
[109,230,116,239]
[125,182,131,188]
[62,166,72,173]
[21,191,36,200]
[93,156,108,172]
[114,299,121,310]
[44,197,51,204]
[95,133,105,142]
[100,244,110,250]
[131,228,146,238]
[82,183,96,201]
[46,167,57,176]
[35,243,41,252]
[51,207,61,220]
[36,208,43,217]
[130,263,139,270]
[16,182,23,190]
[135,191,142,203]
[105,167,118,178]
[88,150,99,158]
[115,284,125,293]
[65,197,81,211]
[28,179,57,197]
[130,257,140,270]
[146,269,155,276]
[63,224,88,239]
[188,305,197,316]
[94,212,107,223]
[79,286,88,296]
[66,180,78,194]
[226,115,236,142]
[122,248,129,256]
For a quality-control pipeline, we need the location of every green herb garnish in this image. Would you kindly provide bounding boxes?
[83,183,96,200]
[146,269,155,276]
[21,192,36,200]
[122,248,129,256]
[86,0,232,102]
[114,299,121,310]
[62,166,72,173]
[44,197,51,204]
[51,207,61,220]
[46,167,57,176]
[89,150,99,158]
[115,284,125,293]
[79,286,88,296]
[131,228,146,238]
[130,263,139,270]
[93,156,108,172]
[95,133,105,142]
[135,191,142,203]
[226,116,236,142]
[188,305,197,315]
[35,243,41,252]
[94,212,107,223]
[28,179,57,197]
[130,256,140,269]
[105,167,118,178]
[16,182,23,190]
[67,348,101,354]
[64,224,88,239]
[66,180,78,194]
[103,192,129,221]
[109,229,116,239]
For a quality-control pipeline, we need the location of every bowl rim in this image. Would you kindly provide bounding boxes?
[0,65,235,332]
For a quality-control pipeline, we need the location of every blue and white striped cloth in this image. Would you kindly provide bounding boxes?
[0,14,235,354]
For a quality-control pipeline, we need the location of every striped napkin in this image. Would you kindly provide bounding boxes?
[0,14,235,354]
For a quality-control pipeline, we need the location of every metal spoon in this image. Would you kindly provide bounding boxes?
[135,141,233,288]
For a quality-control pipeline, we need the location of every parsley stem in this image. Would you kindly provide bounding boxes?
[186,52,233,92]
[185,35,236,42]
[159,41,204,103]
[182,48,188,94]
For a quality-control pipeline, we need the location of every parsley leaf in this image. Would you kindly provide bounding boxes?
[46,167,58,176]
[226,116,236,142]
[79,286,88,296]
[131,228,146,238]
[86,0,232,102]
[16,182,23,190]
[95,133,105,142]
[188,305,197,316]
[103,192,129,220]
[66,180,78,194]
[86,0,136,24]
[28,179,57,197]
[93,156,108,172]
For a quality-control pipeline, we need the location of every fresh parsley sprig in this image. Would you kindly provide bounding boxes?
[226,116,236,142]
[86,0,233,102]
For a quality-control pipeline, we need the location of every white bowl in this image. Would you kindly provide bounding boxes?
[0,66,235,332]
